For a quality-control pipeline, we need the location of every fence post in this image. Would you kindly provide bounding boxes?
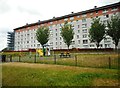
[54,55,56,64]
[108,57,111,69]
[10,55,12,62]
[34,55,36,63]
[75,55,77,66]
[19,55,21,62]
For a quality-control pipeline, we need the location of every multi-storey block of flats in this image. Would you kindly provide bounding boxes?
[14,2,120,51]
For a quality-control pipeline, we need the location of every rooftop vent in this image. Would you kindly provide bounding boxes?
[94,6,97,8]
[26,23,28,25]
[71,12,74,14]
[38,20,40,22]
[53,16,55,18]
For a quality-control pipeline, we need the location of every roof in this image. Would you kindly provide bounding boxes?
[14,2,120,30]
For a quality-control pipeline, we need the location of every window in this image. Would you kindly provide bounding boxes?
[96,11,98,14]
[37,44,40,47]
[83,40,88,44]
[56,38,57,40]
[111,7,118,11]
[82,18,86,22]
[50,22,53,24]
[64,18,68,21]
[56,33,57,36]
[56,42,57,45]
[96,16,98,18]
[90,13,93,15]
[77,15,80,18]
[78,25,80,28]
[82,14,87,17]
[27,41,29,43]
[83,45,88,47]
[60,37,62,40]
[55,29,57,31]
[27,34,29,37]
[78,40,80,44]
[21,35,23,37]
[78,30,80,33]
[90,44,94,47]
[72,41,75,45]
[82,24,87,28]
[50,42,52,46]
[27,45,29,48]
[82,29,87,33]
[77,35,79,39]
[70,17,74,21]
[83,34,87,38]
[106,14,109,18]
[60,42,62,45]
[100,44,103,47]
[103,9,108,13]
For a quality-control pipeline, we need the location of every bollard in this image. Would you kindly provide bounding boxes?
[54,55,56,64]
[75,55,77,66]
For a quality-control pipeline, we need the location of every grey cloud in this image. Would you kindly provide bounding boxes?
[17,6,41,15]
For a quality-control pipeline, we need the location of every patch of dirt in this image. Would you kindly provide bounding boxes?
[93,78,119,86]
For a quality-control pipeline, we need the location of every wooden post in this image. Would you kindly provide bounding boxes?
[34,55,36,63]
[54,55,56,64]
[75,55,77,66]
[109,57,111,69]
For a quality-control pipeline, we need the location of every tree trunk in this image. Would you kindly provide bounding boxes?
[96,43,99,49]
[42,46,45,56]
[67,45,70,52]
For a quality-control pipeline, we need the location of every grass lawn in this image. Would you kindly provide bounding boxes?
[2,62,119,86]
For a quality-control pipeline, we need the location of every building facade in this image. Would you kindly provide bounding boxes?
[7,32,15,50]
[14,2,120,51]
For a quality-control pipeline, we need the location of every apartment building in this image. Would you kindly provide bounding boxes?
[14,2,120,51]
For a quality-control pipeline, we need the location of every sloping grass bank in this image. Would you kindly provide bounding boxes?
[2,62,119,86]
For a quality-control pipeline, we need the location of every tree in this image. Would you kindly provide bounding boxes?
[107,15,120,49]
[61,21,74,50]
[89,18,106,48]
[36,26,50,56]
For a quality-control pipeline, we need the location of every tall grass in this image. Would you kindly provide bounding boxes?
[2,63,119,86]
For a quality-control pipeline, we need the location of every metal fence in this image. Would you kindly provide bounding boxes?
[3,53,119,69]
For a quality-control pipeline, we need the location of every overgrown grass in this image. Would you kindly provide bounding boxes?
[2,62,119,86]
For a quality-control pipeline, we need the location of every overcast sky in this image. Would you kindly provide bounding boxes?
[0,0,119,51]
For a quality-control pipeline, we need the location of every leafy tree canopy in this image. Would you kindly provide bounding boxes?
[89,18,106,48]
[61,21,74,49]
[36,26,50,47]
[107,15,120,48]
